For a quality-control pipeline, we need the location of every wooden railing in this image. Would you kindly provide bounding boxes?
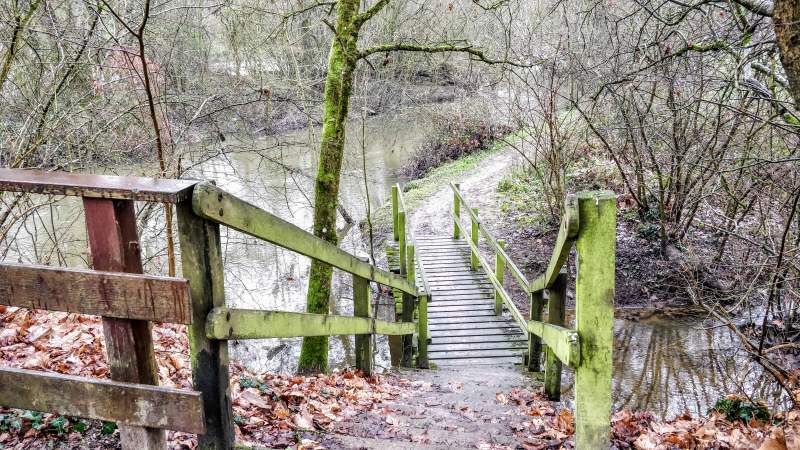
[450,183,615,449]
[0,170,424,450]
[390,183,430,368]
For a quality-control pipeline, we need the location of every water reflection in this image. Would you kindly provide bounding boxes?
[610,314,786,418]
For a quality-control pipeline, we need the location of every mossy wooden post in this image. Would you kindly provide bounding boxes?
[398,211,406,275]
[353,257,373,375]
[417,293,429,368]
[470,208,479,271]
[494,239,506,315]
[391,185,400,242]
[401,243,416,367]
[544,271,567,401]
[527,290,544,371]
[453,183,461,239]
[177,199,234,450]
[574,191,615,449]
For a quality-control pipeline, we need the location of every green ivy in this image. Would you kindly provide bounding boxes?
[712,398,771,423]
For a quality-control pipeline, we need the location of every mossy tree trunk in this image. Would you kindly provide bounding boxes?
[774,0,800,108]
[296,0,523,373]
[298,0,361,374]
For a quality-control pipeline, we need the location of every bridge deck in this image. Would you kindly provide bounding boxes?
[390,234,526,366]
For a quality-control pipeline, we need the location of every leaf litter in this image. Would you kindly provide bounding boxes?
[2,306,800,449]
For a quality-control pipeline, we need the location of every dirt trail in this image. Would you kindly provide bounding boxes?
[410,148,518,238]
[320,366,557,449]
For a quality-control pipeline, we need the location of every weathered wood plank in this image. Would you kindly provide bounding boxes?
[192,182,418,296]
[433,356,521,366]
[0,169,197,203]
[0,263,192,323]
[527,320,580,369]
[428,304,495,313]
[428,348,524,359]
[428,316,512,325]
[432,335,527,345]
[529,195,579,292]
[83,198,164,449]
[428,310,497,318]
[544,272,567,401]
[177,201,234,450]
[434,328,525,338]
[428,341,527,352]
[0,367,204,434]
[573,191,615,449]
[429,323,521,332]
[206,308,416,339]
[353,270,373,375]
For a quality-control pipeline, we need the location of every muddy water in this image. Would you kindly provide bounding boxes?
[1,109,787,420]
[3,107,437,374]
[609,314,786,418]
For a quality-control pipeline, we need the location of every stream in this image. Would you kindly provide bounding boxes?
[0,106,787,420]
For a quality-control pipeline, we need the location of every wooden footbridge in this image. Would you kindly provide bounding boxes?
[0,169,615,449]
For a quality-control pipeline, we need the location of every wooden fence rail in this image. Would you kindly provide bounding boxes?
[449,184,615,449]
[390,183,431,369]
[0,170,424,450]
[0,169,614,449]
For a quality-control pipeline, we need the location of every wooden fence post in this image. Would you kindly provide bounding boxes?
[82,198,165,450]
[494,239,506,315]
[417,293,428,369]
[353,259,373,375]
[401,243,415,367]
[398,211,406,275]
[453,183,461,239]
[392,185,399,242]
[527,290,544,372]
[544,271,567,400]
[176,200,234,450]
[574,191,615,449]
[470,208,479,271]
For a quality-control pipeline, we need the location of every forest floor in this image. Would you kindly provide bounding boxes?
[0,304,795,450]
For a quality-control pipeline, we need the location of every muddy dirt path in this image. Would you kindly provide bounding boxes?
[409,148,517,238]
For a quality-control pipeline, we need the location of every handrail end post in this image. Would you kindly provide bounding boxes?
[573,191,616,449]
[391,185,400,242]
[470,208,479,271]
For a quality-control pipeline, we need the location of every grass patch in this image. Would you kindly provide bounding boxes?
[366,131,524,239]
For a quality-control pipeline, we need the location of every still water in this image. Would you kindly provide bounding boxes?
[0,107,786,419]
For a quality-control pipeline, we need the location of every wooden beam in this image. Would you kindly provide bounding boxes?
[191,182,419,296]
[544,272,567,400]
[0,263,192,324]
[353,269,373,375]
[83,198,164,449]
[574,191,615,449]
[0,169,197,203]
[0,367,204,434]
[205,308,416,340]
[529,195,579,292]
[177,201,234,450]
[527,320,579,369]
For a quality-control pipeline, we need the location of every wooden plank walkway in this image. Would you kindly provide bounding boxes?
[414,235,526,367]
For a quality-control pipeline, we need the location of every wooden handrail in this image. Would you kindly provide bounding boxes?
[192,182,419,296]
[449,183,530,291]
[451,210,528,333]
[528,195,579,292]
[392,183,431,296]
[0,168,198,203]
[205,308,416,339]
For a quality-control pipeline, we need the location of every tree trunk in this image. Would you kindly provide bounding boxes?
[774,0,800,107]
[297,0,360,374]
